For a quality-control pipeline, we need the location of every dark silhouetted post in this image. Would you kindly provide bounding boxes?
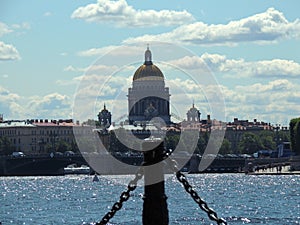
[142,138,169,225]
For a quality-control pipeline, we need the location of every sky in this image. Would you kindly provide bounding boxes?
[0,0,300,126]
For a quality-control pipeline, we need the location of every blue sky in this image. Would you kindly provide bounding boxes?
[1,0,300,126]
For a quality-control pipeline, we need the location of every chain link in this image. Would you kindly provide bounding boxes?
[96,152,227,225]
[96,167,144,225]
[165,152,227,225]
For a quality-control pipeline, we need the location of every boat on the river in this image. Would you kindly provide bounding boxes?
[64,165,90,175]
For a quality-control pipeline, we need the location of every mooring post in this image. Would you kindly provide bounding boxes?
[142,138,169,225]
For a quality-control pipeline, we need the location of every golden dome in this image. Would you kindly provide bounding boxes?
[133,64,164,81]
[133,46,164,81]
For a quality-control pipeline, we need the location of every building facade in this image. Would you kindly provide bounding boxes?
[127,46,171,125]
[0,119,93,155]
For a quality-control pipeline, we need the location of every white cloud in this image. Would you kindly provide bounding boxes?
[0,41,21,61]
[0,88,73,119]
[43,12,52,17]
[0,22,12,37]
[1,75,299,125]
[124,8,300,46]
[63,64,120,73]
[26,93,72,118]
[221,79,300,124]
[0,86,22,119]
[167,53,300,78]
[77,45,145,57]
[0,21,25,61]
[71,0,195,27]
[11,22,31,30]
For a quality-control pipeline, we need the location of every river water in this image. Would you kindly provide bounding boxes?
[1,174,300,225]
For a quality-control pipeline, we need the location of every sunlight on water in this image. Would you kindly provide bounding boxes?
[1,174,300,224]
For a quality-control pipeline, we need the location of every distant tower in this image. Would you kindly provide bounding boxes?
[127,46,171,124]
[0,114,3,123]
[97,104,112,128]
[187,102,201,122]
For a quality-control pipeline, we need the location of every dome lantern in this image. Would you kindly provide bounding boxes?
[144,44,152,65]
[132,45,164,81]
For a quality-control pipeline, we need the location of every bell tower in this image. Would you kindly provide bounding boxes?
[97,104,112,128]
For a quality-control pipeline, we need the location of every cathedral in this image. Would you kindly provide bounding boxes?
[127,46,171,125]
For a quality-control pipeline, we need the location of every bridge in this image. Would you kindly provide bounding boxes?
[0,154,293,176]
[0,155,88,176]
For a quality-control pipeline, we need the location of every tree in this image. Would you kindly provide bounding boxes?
[165,132,180,150]
[0,137,14,155]
[290,118,300,155]
[57,140,71,153]
[82,119,100,127]
[238,132,263,154]
[259,130,276,150]
[219,138,231,154]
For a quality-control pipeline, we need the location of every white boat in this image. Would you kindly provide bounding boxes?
[64,165,90,175]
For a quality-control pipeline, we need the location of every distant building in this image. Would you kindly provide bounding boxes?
[180,103,215,132]
[186,103,201,123]
[97,104,112,128]
[127,46,171,125]
[0,119,93,155]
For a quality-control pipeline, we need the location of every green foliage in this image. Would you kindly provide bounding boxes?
[56,140,72,153]
[219,138,231,154]
[0,136,14,155]
[165,132,180,150]
[109,129,132,153]
[82,119,100,127]
[296,122,300,155]
[290,118,300,154]
[96,127,291,156]
[259,130,276,150]
[238,132,263,154]
[196,134,207,155]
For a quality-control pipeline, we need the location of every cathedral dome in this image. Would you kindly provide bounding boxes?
[133,46,164,81]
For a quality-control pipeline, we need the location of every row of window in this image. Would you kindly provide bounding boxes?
[7,137,73,145]
[0,128,92,137]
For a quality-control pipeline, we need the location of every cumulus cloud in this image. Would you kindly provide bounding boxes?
[0,41,21,61]
[0,22,12,37]
[220,79,300,124]
[71,0,195,27]
[124,8,300,46]
[77,44,147,58]
[167,53,300,78]
[26,93,72,118]
[0,21,25,61]
[0,86,22,118]
[0,88,73,119]
[163,77,300,125]
[1,77,299,125]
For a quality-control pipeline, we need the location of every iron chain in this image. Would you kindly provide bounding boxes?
[96,167,144,225]
[176,171,227,225]
[165,152,227,225]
